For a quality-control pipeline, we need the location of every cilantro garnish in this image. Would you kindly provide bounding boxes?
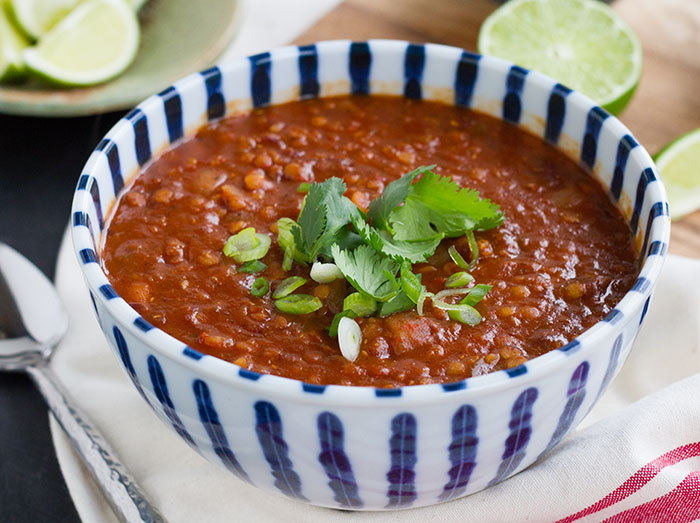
[331,244,400,302]
[377,289,415,317]
[292,177,362,262]
[390,170,503,241]
[367,165,434,233]
[227,165,504,352]
[352,215,442,264]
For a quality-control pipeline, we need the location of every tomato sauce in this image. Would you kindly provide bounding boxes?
[102,96,639,386]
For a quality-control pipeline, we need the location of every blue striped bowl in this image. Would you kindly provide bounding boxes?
[71,40,669,509]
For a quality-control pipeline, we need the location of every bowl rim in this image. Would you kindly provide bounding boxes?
[71,39,670,406]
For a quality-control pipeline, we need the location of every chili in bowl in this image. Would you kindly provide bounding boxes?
[71,40,669,509]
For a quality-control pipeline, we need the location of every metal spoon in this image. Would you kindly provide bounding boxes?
[0,242,167,523]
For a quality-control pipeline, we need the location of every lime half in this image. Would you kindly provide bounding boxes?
[8,0,81,40]
[478,0,642,115]
[23,0,139,87]
[0,4,30,81]
[654,129,700,220]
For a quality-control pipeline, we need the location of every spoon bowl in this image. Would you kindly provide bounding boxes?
[0,243,66,369]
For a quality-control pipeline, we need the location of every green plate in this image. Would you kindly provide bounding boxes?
[0,0,244,116]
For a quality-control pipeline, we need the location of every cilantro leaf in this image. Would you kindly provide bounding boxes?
[294,178,361,262]
[352,215,442,264]
[292,200,326,260]
[377,289,415,317]
[330,226,364,253]
[315,178,363,231]
[367,165,434,232]
[390,170,503,241]
[412,171,504,229]
[331,244,400,302]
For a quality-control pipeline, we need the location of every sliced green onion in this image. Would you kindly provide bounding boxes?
[343,292,377,317]
[433,299,472,311]
[433,287,472,312]
[224,227,256,257]
[272,276,307,299]
[297,182,311,193]
[378,290,414,317]
[238,260,267,273]
[250,277,269,297]
[282,246,293,272]
[399,263,422,304]
[448,244,470,270]
[445,271,473,288]
[241,233,271,262]
[416,288,433,316]
[461,283,492,306]
[277,218,296,249]
[434,284,490,324]
[223,227,271,263]
[448,304,482,326]
[338,316,362,362]
[277,217,305,266]
[274,294,322,314]
[433,287,471,304]
[310,262,344,283]
[466,230,479,269]
[329,311,355,337]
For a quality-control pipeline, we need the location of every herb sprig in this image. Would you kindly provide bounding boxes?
[290,177,362,261]
[223,166,504,361]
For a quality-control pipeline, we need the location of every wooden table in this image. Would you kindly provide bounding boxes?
[295,0,700,258]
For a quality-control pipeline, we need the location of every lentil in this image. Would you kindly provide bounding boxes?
[566,281,585,300]
[244,169,273,191]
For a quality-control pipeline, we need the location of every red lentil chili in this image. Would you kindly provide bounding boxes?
[102,96,639,387]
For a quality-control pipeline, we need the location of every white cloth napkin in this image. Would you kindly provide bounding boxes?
[51,232,700,523]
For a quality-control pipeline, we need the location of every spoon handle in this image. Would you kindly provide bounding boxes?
[27,362,167,523]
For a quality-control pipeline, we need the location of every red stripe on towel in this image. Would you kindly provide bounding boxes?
[556,442,700,523]
[603,471,700,523]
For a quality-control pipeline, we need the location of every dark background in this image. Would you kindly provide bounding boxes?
[0,111,122,523]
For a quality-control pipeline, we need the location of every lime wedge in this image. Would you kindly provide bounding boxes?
[0,3,30,81]
[478,0,642,115]
[8,0,81,40]
[654,129,700,220]
[23,0,139,87]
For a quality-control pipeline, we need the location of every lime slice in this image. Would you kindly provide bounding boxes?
[8,0,81,40]
[478,0,642,115]
[23,0,139,87]
[0,3,30,81]
[654,129,700,220]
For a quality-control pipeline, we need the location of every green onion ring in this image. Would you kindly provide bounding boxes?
[272,276,307,299]
[275,294,322,314]
[250,277,269,297]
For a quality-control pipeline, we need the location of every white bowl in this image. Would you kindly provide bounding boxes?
[71,40,669,509]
